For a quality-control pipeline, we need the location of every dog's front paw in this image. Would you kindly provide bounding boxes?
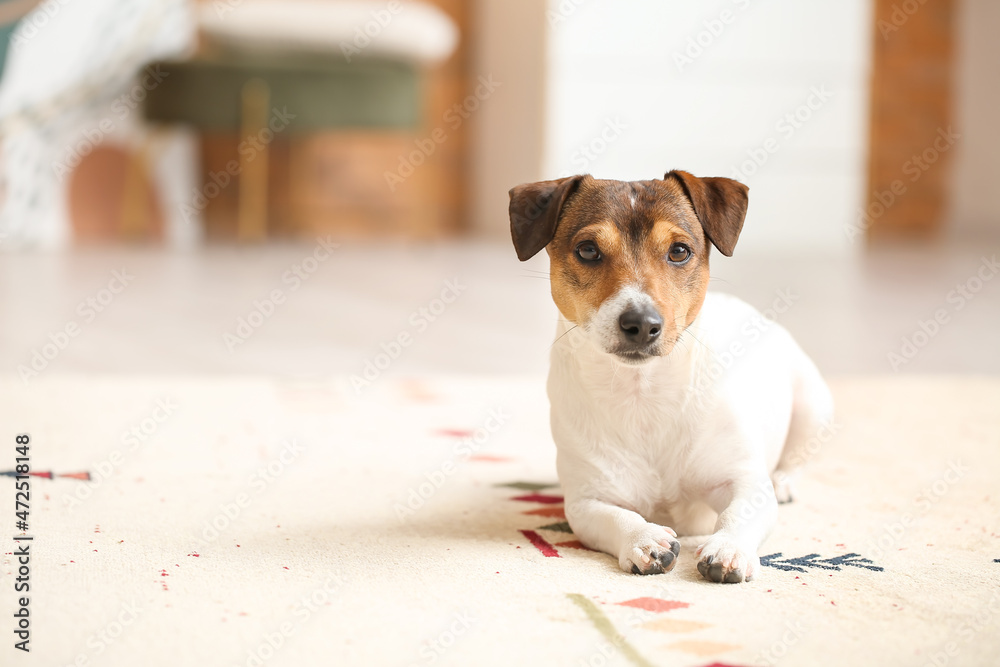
[619,524,681,575]
[696,535,759,583]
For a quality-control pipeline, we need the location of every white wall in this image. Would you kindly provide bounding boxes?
[468,0,549,238]
[948,0,1000,241]
[544,0,873,256]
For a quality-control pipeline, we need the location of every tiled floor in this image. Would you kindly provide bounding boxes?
[3,240,999,379]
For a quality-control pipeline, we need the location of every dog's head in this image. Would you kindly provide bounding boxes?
[509,171,748,365]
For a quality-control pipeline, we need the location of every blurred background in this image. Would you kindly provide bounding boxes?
[0,0,997,380]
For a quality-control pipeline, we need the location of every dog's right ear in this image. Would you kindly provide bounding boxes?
[508,175,585,261]
[664,170,748,257]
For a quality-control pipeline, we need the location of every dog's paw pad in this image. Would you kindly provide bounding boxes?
[696,536,758,584]
[620,525,680,575]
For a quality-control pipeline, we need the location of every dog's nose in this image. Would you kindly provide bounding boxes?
[618,307,663,346]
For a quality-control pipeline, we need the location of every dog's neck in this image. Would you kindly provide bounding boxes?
[551,314,709,401]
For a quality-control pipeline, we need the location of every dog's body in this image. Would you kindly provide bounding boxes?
[509,172,833,583]
[549,292,832,581]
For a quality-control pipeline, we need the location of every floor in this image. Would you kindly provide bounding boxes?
[3,240,999,380]
[5,372,998,667]
[3,241,999,667]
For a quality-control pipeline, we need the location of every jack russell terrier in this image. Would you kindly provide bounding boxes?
[509,171,833,583]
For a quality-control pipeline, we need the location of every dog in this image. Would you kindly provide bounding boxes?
[508,171,833,583]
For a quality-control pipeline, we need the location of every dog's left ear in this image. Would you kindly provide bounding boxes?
[508,175,585,261]
[665,170,749,257]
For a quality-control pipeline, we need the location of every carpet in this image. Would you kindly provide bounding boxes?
[1,374,999,667]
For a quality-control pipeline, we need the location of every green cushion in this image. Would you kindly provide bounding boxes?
[143,54,421,132]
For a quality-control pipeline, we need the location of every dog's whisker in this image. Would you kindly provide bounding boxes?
[667,314,711,354]
[708,277,735,286]
[550,325,579,350]
[681,330,711,353]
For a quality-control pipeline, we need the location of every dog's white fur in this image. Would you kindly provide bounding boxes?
[549,289,833,581]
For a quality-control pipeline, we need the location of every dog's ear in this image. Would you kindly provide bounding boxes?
[665,170,749,257]
[508,175,585,261]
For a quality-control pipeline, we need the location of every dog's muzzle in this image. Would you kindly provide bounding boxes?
[614,306,663,361]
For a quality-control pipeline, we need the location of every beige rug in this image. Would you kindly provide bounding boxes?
[1,374,999,667]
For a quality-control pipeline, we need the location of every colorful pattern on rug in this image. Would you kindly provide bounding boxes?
[1,376,996,666]
[0,470,91,480]
[569,592,750,666]
[504,480,886,577]
[761,552,884,573]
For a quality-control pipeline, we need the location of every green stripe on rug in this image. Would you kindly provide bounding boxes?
[567,593,656,667]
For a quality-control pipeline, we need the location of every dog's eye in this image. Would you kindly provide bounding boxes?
[575,242,602,262]
[667,243,692,264]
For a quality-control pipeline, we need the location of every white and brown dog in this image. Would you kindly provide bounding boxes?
[509,171,833,583]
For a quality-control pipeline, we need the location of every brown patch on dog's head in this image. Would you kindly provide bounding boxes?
[508,171,748,361]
